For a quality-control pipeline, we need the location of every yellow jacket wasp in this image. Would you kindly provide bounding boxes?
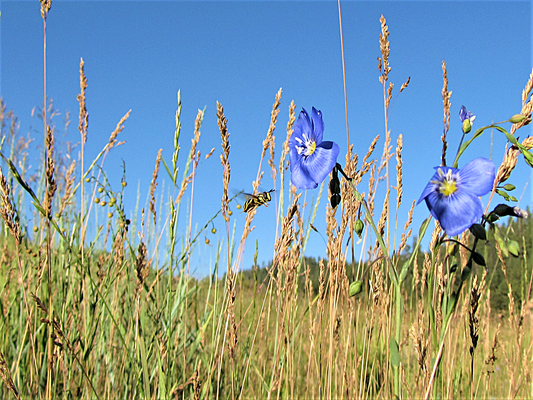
[243,189,275,213]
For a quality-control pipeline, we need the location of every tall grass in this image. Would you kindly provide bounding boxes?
[0,3,532,400]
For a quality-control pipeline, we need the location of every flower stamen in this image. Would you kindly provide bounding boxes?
[295,133,317,157]
[431,168,458,197]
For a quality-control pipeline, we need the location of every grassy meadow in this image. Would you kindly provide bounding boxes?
[0,3,532,399]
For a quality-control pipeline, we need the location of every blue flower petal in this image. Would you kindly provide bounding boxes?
[305,141,340,184]
[458,157,495,196]
[289,148,318,189]
[424,188,484,236]
[311,107,324,144]
[292,108,314,142]
[460,105,475,122]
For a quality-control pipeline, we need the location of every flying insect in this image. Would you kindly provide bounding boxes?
[243,189,275,213]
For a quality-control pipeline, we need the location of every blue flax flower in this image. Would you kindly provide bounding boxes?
[418,157,495,236]
[289,107,340,189]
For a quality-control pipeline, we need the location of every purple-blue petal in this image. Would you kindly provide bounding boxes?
[459,105,474,122]
[459,106,468,122]
[306,141,339,183]
[311,107,324,144]
[291,108,314,144]
[424,188,484,236]
[289,141,339,190]
[289,148,317,189]
[458,157,495,196]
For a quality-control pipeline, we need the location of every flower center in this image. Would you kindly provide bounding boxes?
[295,133,317,157]
[432,168,458,197]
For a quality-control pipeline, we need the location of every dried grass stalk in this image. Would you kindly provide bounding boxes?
[108,110,131,149]
[496,67,533,184]
[0,348,20,400]
[395,134,403,209]
[265,88,282,180]
[77,58,89,144]
[378,14,391,84]
[217,102,231,223]
[40,0,51,19]
[149,149,162,227]
[58,159,76,217]
[0,168,21,244]
[441,60,451,166]
[279,101,296,174]
[44,126,57,218]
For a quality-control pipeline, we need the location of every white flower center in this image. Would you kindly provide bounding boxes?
[295,133,317,157]
[431,168,458,197]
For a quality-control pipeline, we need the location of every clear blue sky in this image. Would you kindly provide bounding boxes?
[1,0,532,276]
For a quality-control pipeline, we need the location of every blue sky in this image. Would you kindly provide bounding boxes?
[1,0,532,276]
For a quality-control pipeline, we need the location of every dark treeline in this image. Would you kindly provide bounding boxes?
[236,207,532,312]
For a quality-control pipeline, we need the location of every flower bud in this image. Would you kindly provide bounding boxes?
[492,204,528,218]
[472,252,486,267]
[503,184,516,191]
[509,114,525,123]
[447,243,459,256]
[507,240,520,257]
[354,219,364,237]
[469,224,487,241]
[462,118,472,134]
[492,204,515,217]
[349,280,363,297]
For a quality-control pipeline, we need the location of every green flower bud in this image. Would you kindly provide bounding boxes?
[349,280,363,297]
[462,118,472,134]
[493,204,514,217]
[507,240,520,257]
[472,252,486,267]
[503,184,516,191]
[447,243,459,256]
[469,224,487,241]
[509,114,525,123]
[354,219,364,237]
